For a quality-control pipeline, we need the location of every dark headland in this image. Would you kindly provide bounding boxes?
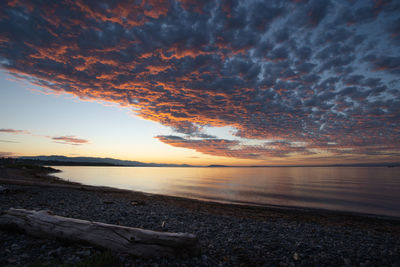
[0,158,399,266]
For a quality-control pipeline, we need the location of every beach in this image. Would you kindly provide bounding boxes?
[0,165,399,266]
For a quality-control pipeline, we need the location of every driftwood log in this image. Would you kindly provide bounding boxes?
[0,208,200,258]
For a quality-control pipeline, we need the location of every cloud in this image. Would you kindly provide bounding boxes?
[156,135,313,159]
[0,128,30,134]
[0,128,89,146]
[0,0,399,161]
[51,136,89,145]
[0,140,19,143]
[0,151,14,157]
[371,56,400,74]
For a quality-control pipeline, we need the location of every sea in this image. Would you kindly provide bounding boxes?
[54,166,400,218]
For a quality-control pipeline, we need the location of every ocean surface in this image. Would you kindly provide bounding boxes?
[54,166,400,217]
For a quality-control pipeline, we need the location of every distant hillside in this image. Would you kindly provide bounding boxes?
[14,156,400,168]
[207,164,229,167]
[19,155,194,167]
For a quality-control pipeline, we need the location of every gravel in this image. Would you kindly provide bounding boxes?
[0,183,399,266]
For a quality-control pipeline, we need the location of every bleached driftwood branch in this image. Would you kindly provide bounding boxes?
[0,208,200,258]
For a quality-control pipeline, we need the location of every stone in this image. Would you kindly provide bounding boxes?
[293,252,299,261]
[0,185,8,193]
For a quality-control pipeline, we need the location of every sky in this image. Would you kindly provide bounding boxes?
[0,0,399,166]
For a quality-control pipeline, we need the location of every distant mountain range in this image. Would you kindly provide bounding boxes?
[16,155,400,168]
[19,155,194,167]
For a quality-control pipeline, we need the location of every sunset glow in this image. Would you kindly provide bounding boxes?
[1,0,399,165]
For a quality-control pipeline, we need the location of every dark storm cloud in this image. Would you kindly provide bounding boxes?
[1,0,399,160]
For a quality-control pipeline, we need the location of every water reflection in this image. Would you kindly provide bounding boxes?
[55,166,400,217]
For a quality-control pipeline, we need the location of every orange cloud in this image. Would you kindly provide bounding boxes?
[0,129,30,134]
[1,0,400,162]
[156,135,314,159]
[0,128,89,146]
[51,135,89,145]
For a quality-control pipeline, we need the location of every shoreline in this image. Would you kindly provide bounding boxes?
[51,167,400,223]
[1,165,400,266]
[1,166,399,232]
[2,175,400,223]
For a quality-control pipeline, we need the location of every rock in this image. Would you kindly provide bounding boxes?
[47,247,62,256]
[7,258,17,264]
[67,255,79,263]
[293,252,299,261]
[0,185,8,194]
[76,250,91,257]
[130,200,145,206]
[1,183,400,266]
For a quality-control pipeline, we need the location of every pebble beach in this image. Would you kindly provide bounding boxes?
[0,166,399,266]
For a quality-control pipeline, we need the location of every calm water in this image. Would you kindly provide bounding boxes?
[54,166,400,217]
